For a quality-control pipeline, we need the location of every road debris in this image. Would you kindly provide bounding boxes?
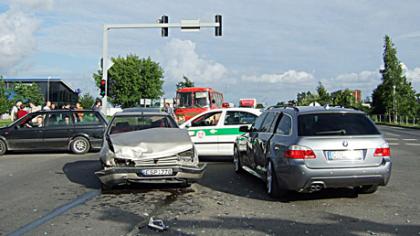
[148,217,169,231]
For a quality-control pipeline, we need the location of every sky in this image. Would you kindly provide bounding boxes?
[1,0,420,105]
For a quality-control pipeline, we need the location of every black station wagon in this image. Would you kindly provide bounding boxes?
[0,109,108,155]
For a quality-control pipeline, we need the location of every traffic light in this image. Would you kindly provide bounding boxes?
[100,80,106,97]
[160,15,168,37]
[215,15,222,36]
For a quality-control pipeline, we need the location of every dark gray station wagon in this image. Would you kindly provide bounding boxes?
[0,110,108,155]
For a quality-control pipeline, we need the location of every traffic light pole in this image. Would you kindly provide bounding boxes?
[100,16,221,115]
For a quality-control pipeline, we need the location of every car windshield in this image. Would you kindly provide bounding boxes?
[193,91,209,108]
[298,113,380,136]
[109,115,177,134]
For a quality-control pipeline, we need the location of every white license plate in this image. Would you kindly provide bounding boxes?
[326,150,363,161]
[141,169,173,176]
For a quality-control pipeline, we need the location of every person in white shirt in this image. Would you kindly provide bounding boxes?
[10,101,22,121]
[43,101,51,111]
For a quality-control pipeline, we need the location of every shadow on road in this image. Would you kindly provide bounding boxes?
[63,160,102,189]
[198,162,359,202]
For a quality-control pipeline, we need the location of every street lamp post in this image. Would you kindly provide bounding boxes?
[392,85,396,123]
[47,76,51,102]
[100,16,222,115]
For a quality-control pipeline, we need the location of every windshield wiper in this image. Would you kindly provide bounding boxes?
[315,129,347,135]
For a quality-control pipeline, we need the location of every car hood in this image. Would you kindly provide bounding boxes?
[109,128,193,160]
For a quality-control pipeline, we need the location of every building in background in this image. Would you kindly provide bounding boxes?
[353,89,362,103]
[4,77,78,106]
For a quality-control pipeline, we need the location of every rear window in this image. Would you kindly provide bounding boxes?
[298,113,380,136]
[109,115,177,134]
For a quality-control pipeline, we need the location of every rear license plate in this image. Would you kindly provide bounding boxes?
[141,169,173,176]
[326,150,363,161]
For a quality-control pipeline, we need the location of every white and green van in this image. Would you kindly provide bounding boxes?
[179,108,261,157]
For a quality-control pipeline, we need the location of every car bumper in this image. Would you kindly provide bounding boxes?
[275,159,392,192]
[95,163,206,186]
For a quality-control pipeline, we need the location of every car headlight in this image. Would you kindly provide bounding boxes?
[178,149,194,162]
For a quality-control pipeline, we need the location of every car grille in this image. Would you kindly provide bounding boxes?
[134,156,179,166]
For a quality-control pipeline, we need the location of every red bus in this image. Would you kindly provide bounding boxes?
[175,87,223,123]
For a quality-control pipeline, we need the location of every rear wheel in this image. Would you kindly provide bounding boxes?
[70,137,90,154]
[233,146,243,173]
[356,185,378,194]
[0,139,6,155]
[266,161,287,198]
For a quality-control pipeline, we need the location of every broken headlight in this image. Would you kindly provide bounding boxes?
[177,149,194,162]
[114,158,135,167]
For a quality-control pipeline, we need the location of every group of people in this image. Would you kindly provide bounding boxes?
[10,99,103,122]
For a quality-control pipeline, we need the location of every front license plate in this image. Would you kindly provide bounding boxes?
[141,169,173,176]
[326,150,363,161]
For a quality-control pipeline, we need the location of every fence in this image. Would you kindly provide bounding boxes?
[370,114,419,127]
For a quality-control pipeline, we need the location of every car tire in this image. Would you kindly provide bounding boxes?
[356,185,378,194]
[70,137,90,154]
[0,139,7,156]
[233,146,243,174]
[266,161,287,198]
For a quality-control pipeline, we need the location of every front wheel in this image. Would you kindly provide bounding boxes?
[356,185,378,194]
[233,146,243,173]
[0,139,7,155]
[70,137,90,154]
[266,161,287,198]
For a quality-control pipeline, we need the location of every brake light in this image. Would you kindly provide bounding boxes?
[374,147,391,157]
[285,145,316,159]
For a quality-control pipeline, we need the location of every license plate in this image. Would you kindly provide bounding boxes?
[141,169,173,176]
[326,150,363,161]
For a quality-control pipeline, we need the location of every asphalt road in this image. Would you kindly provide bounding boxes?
[0,125,419,236]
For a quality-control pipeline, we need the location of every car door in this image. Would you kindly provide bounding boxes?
[186,111,223,156]
[6,113,45,150]
[42,112,74,149]
[245,112,268,169]
[73,111,107,149]
[270,113,294,172]
[253,112,280,174]
[220,110,259,156]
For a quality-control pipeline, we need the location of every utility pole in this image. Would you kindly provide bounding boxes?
[101,15,222,115]
[392,85,396,123]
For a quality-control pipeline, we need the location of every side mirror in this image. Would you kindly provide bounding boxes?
[239,125,250,133]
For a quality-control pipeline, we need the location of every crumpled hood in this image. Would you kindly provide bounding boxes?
[109,128,193,160]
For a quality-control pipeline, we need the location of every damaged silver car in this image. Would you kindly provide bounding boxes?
[95,110,206,190]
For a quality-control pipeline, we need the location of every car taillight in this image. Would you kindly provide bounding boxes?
[374,147,391,157]
[285,145,316,159]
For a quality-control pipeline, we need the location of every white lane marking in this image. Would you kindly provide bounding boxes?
[9,190,100,236]
[402,139,417,141]
[405,143,420,146]
[389,126,405,130]
[382,132,400,137]
[385,138,399,141]
[388,143,400,146]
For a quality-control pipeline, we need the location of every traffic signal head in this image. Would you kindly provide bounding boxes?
[215,15,222,36]
[161,15,168,37]
[100,80,106,97]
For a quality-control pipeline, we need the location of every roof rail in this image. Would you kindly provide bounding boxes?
[266,105,299,112]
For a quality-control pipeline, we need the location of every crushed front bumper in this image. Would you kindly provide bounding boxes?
[95,163,206,187]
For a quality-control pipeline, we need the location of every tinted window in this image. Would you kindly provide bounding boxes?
[74,112,102,125]
[109,115,176,134]
[260,112,276,132]
[298,113,380,136]
[224,111,258,125]
[191,111,222,127]
[45,113,73,127]
[276,114,292,135]
[253,112,267,131]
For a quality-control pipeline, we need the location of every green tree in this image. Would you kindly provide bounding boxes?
[78,93,95,109]
[93,55,164,108]
[331,89,354,107]
[297,91,318,106]
[13,82,44,105]
[372,35,417,118]
[316,82,331,105]
[0,76,11,114]
[176,75,195,89]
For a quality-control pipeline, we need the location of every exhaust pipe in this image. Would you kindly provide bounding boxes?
[309,183,324,192]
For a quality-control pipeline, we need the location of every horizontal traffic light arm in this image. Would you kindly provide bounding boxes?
[104,22,220,30]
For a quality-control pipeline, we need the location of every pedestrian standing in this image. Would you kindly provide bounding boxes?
[29,102,41,113]
[92,100,102,111]
[16,104,28,119]
[43,101,51,111]
[51,103,56,110]
[164,102,176,121]
[10,101,22,121]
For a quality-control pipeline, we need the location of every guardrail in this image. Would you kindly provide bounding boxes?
[370,114,420,128]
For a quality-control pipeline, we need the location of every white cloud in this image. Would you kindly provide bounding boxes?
[10,0,53,11]
[327,70,380,89]
[160,39,228,83]
[241,70,314,84]
[0,9,39,70]
[401,63,420,83]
